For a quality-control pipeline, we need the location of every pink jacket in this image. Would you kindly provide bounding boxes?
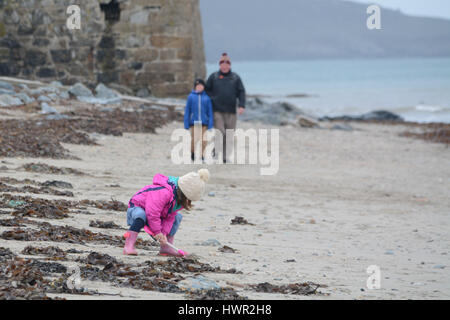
[128,174,183,236]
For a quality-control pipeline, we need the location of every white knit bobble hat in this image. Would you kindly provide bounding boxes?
[178,168,210,201]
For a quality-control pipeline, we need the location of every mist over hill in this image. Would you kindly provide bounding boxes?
[200,0,450,61]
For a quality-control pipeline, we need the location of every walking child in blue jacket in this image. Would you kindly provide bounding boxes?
[184,79,214,161]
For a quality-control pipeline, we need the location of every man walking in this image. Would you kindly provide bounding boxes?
[205,53,246,163]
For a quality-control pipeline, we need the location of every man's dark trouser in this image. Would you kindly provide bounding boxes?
[214,111,237,162]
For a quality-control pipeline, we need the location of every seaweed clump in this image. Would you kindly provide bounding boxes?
[249,282,322,295]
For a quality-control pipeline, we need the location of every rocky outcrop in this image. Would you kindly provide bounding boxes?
[319,110,404,122]
[0,0,205,97]
[239,97,319,127]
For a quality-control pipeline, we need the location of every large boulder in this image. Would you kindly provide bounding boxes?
[40,102,58,114]
[68,82,94,99]
[361,110,404,122]
[68,82,121,104]
[239,97,315,126]
[320,110,404,122]
[94,83,122,104]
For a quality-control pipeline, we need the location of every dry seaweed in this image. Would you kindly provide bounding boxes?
[21,163,85,176]
[0,106,178,159]
[0,177,40,185]
[1,220,154,249]
[0,218,27,227]
[29,260,67,274]
[89,220,123,229]
[400,124,450,145]
[0,181,74,197]
[0,194,127,213]
[21,246,67,259]
[0,256,70,300]
[231,216,255,226]
[79,198,127,211]
[11,201,70,219]
[249,282,322,295]
[144,257,241,274]
[82,252,119,266]
[0,119,86,159]
[0,247,15,262]
[41,181,73,189]
[218,245,237,253]
[187,288,247,300]
[0,223,121,246]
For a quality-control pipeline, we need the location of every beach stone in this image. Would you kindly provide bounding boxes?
[59,91,70,99]
[297,116,319,128]
[50,81,64,88]
[137,88,150,97]
[46,114,69,120]
[40,102,57,114]
[139,104,168,111]
[433,265,446,269]
[28,88,45,96]
[15,92,35,104]
[0,94,23,107]
[0,89,15,95]
[239,97,311,126]
[195,239,221,247]
[208,191,216,197]
[68,82,94,98]
[94,83,122,104]
[38,95,51,102]
[18,84,29,90]
[178,275,221,292]
[40,86,59,93]
[331,123,353,131]
[0,81,14,91]
[101,107,114,112]
[8,200,26,207]
[48,93,59,100]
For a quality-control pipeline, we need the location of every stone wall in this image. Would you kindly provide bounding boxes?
[0,0,206,97]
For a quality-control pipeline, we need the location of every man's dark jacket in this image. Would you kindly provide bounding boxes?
[205,70,246,114]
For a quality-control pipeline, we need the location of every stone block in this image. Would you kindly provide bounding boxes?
[132,48,158,62]
[51,49,72,63]
[150,35,191,49]
[36,67,56,78]
[25,50,47,67]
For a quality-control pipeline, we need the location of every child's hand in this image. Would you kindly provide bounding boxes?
[155,233,167,246]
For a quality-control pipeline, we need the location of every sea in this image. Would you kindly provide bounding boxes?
[206,57,450,123]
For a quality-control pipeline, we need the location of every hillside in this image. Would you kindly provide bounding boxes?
[200,0,450,61]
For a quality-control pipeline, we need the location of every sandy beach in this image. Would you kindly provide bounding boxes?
[1,100,449,299]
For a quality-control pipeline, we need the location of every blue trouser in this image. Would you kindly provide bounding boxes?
[126,206,182,237]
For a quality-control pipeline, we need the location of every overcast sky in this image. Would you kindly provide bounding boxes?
[345,0,450,20]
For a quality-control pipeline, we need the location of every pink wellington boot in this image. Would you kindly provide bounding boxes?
[159,235,187,257]
[123,231,138,255]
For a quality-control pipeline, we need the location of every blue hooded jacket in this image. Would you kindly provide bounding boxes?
[184,90,214,130]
